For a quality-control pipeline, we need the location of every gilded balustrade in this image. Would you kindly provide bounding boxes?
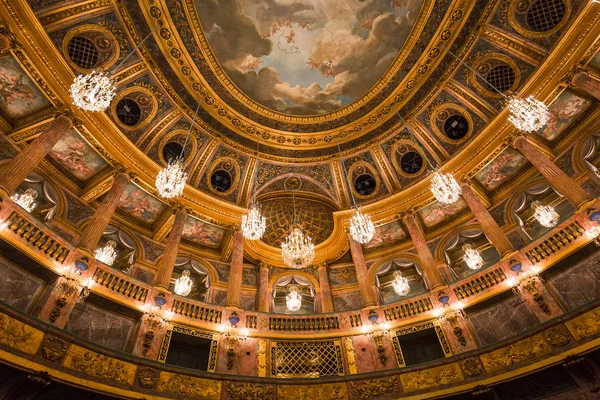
[0,194,598,339]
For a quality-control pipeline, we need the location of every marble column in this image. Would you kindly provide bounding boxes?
[256,262,271,313]
[77,170,131,256]
[317,262,334,313]
[402,212,445,290]
[226,229,244,309]
[348,235,377,308]
[460,182,514,258]
[155,207,187,290]
[0,114,72,197]
[512,135,591,208]
[573,71,600,100]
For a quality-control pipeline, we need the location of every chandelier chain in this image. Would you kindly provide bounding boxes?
[113,24,161,73]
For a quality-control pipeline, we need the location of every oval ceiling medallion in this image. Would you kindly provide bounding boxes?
[194,0,425,115]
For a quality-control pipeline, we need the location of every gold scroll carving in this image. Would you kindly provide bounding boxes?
[226,382,273,400]
[257,339,268,377]
[0,312,44,355]
[480,335,551,373]
[157,372,221,399]
[401,363,463,393]
[350,376,399,399]
[64,345,136,385]
[565,308,600,341]
[344,337,358,374]
[277,383,348,400]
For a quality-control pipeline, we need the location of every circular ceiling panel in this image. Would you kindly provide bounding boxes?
[193,0,424,115]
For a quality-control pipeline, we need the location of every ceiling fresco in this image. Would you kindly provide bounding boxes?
[0,56,49,118]
[49,129,107,181]
[194,0,424,115]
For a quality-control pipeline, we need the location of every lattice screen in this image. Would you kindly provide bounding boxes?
[527,0,566,32]
[271,340,344,377]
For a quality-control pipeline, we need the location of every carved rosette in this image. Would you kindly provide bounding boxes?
[136,366,160,389]
[40,335,68,362]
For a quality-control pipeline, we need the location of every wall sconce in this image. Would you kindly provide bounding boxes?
[506,264,551,316]
[76,279,94,304]
[220,312,249,370]
[586,225,600,247]
[364,311,390,365]
[435,302,467,347]
[48,267,81,323]
[141,305,171,357]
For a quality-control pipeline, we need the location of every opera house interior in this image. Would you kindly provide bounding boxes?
[0,0,599,398]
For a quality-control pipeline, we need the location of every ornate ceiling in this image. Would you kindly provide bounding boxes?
[0,0,597,266]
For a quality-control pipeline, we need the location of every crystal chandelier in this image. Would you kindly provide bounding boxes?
[349,207,376,244]
[286,284,302,312]
[281,183,315,269]
[335,136,375,244]
[173,270,193,297]
[70,71,116,112]
[155,103,201,198]
[462,244,483,270]
[430,170,462,204]
[95,240,118,266]
[531,201,559,228]
[11,188,38,212]
[242,202,266,240]
[391,270,411,296]
[156,158,188,198]
[282,227,315,269]
[70,26,159,112]
[507,96,550,133]
[242,134,266,240]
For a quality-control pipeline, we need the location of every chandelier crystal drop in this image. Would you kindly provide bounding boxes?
[532,201,559,228]
[507,96,550,133]
[11,188,38,212]
[70,71,115,112]
[173,270,194,297]
[242,202,266,240]
[281,227,315,269]
[391,271,411,297]
[349,208,376,244]
[95,240,118,266]
[462,244,484,271]
[430,170,462,204]
[156,158,188,199]
[285,284,302,312]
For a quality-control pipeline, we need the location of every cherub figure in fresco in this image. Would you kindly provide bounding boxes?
[285,30,296,44]
[545,96,590,136]
[248,57,262,70]
[306,58,319,70]
[184,222,222,245]
[323,60,336,78]
[360,13,381,30]
[481,153,513,188]
[0,67,36,110]
[50,139,94,178]
[120,189,158,221]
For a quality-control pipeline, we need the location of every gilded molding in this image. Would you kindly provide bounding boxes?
[401,363,463,392]
[64,345,136,385]
[157,372,221,399]
[0,312,44,355]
